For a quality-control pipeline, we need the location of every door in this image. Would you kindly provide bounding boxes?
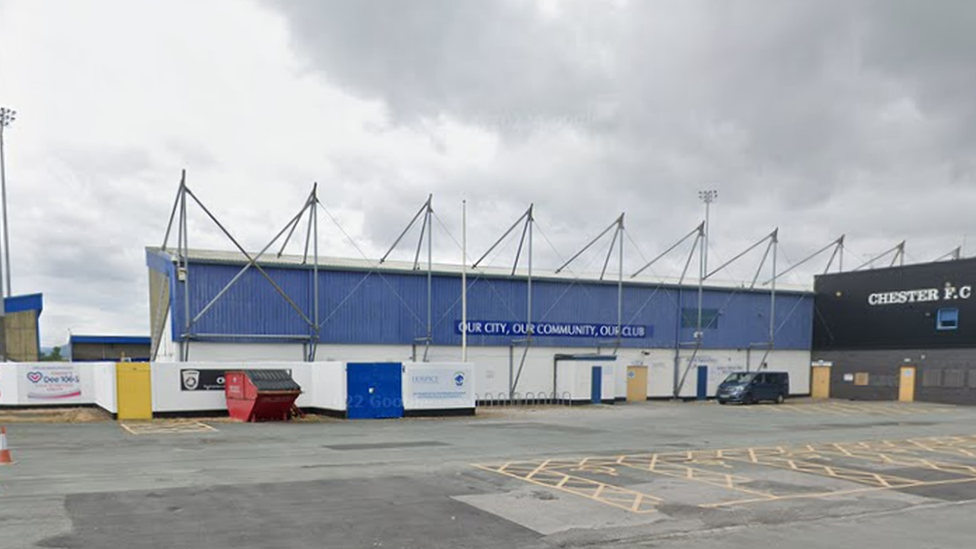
[627,366,648,402]
[752,373,770,401]
[811,366,831,399]
[591,366,602,404]
[696,366,708,400]
[347,363,403,419]
[899,366,916,402]
[116,362,152,420]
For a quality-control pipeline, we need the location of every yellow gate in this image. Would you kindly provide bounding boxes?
[899,366,916,402]
[627,366,648,402]
[117,362,153,420]
[811,366,831,399]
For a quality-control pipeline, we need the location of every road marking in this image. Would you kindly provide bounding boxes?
[730,401,953,416]
[700,477,976,508]
[120,421,218,435]
[474,433,976,512]
[474,461,660,513]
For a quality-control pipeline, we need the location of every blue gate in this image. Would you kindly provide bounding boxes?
[591,366,602,404]
[696,365,708,400]
[347,362,403,419]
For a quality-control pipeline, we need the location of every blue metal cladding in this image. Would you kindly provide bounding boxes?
[150,253,813,350]
[70,335,151,346]
[4,293,43,314]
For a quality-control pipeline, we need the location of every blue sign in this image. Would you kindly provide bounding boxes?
[455,320,650,339]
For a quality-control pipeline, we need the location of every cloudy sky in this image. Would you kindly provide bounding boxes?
[1,0,974,346]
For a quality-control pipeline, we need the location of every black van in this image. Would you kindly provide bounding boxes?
[717,371,789,405]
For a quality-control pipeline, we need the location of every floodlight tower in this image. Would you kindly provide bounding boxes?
[0,106,12,362]
[698,189,717,275]
[0,107,16,298]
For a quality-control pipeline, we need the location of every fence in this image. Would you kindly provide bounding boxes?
[476,391,574,407]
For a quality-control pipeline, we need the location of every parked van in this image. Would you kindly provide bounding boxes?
[717,371,789,405]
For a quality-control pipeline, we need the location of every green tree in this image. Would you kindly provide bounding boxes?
[41,346,65,361]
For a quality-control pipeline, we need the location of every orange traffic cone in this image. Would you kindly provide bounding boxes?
[0,427,13,465]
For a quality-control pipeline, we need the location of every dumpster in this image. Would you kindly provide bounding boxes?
[225,370,302,422]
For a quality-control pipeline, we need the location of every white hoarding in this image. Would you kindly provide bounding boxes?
[17,363,86,404]
[402,363,475,410]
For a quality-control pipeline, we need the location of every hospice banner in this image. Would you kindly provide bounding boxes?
[404,364,475,410]
[455,320,650,339]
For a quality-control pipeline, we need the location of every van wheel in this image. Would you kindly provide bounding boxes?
[776,393,785,405]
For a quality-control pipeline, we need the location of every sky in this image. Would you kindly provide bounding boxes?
[1,0,975,346]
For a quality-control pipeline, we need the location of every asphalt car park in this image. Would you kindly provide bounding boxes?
[1,399,974,549]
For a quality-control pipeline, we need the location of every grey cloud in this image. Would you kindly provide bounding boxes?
[267,0,975,271]
[273,0,608,128]
[8,0,976,343]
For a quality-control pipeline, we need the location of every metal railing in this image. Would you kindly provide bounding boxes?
[476,391,573,407]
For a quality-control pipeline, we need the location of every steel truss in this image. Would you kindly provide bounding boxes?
[159,171,322,362]
[472,205,534,398]
[380,195,434,361]
[674,228,779,397]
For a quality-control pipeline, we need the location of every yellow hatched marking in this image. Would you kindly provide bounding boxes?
[828,402,888,415]
[777,404,821,415]
[801,443,976,477]
[474,461,660,514]
[814,404,864,416]
[615,453,774,498]
[476,433,976,512]
[524,459,552,480]
[714,447,919,488]
[120,421,217,435]
[701,477,976,508]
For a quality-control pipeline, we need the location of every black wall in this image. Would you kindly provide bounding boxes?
[814,258,976,350]
[813,348,976,405]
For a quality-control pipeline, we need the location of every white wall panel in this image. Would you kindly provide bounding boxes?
[92,362,118,413]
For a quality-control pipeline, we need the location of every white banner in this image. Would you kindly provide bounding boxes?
[402,363,475,410]
[17,363,85,403]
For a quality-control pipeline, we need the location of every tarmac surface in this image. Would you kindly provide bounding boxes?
[2,399,976,548]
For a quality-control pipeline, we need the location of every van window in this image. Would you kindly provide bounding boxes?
[724,372,755,383]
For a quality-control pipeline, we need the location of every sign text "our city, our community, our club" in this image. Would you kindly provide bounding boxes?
[455,320,650,339]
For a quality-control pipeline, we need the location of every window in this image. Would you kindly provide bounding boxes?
[682,308,719,329]
[923,369,942,387]
[944,370,965,388]
[937,308,959,331]
[870,374,897,387]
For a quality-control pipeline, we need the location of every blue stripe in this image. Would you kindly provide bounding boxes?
[70,335,151,345]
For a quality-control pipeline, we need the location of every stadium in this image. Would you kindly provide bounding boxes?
[145,181,815,404]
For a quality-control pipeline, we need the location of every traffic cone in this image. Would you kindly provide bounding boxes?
[0,427,13,465]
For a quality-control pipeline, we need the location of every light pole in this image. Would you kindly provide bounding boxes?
[0,107,12,363]
[698,189,717,275]
[0,106,15,299]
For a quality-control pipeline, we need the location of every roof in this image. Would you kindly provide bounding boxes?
[242,369,302,392]
[814,255,976,281]
[4,293,43,314]
[69,335,151,346]
[145,247,812,295]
